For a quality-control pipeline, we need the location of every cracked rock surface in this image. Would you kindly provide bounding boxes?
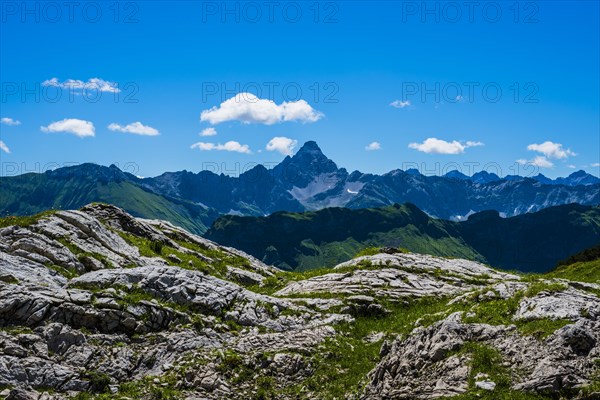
[275,253,520,299]
[0,205,348,399]
[0,204,599,399]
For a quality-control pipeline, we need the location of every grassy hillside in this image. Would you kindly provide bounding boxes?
[0,171,217,234]
[207,203,484,271]
[458,204,600,272]
[547,243,600,283]
[548,259,600,283]
[206,203,600,273]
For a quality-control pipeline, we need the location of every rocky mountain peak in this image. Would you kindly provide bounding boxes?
[570,169,589,177]
[292,141,336,168]
[472,171,501,184]
[563,169,600,185]
[47,162,129,183]
[404,168,422,176]
[296,140,321,153]
[444,170,470,180]
[273,141,339,188]
[532,173,553,185]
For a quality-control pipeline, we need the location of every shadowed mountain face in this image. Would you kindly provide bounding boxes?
[205,203,600,273]
[138,141,357,216]
[272,140,340,189]
[1,141,598,233]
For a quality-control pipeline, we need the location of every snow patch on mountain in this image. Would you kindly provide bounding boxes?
[289,173,341,202]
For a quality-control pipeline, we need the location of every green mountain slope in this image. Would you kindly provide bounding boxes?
[205,203,600,273]
[206,203,483,271]
[457,204,600,272]
[548,243,600,283]
[0,167,217,234]
[549,259,600,283]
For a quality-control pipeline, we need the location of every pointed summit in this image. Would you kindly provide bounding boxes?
[296,140,322,154]
[529,170,600,186]
[48,163,129,183]
[560,170,600,186]
[273,141,339,187]
[405,168,422,176]
[289,141,337,171]
[444,170,469,180]
[472,171,501,184]
[291,140,332,163]
[532,173,553,185]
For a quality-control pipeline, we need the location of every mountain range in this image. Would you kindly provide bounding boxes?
[139,141,599,221]
[1,141,598,234]
[0,164,218,234]
[205,202,600,273]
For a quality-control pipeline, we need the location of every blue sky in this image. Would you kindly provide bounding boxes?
[1,0,598,178]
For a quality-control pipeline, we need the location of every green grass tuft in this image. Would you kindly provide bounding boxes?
[548,259,600,284]
[284,296,459,398]
[0,210,56,228]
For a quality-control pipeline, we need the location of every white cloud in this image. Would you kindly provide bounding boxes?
[41,119,95,138]
[365,141,381,151]
[408,138,484,155]
[526,141,575,159]
[530,156,554,168]
[108,122,159,136]
[190,141,251,154]
[517,156,554,168]
[591,163,600,167]
[390,100,411,109]
[200,93,323,125]
[200,127,217,137]
[0,140,10,154]
[1,117,21,126]
[516,141,576,169]
[43,77,120,93]
[567,164,576,169]
[266,137,298,156]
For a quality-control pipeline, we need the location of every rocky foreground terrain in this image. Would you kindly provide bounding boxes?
[0,204,599,399]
